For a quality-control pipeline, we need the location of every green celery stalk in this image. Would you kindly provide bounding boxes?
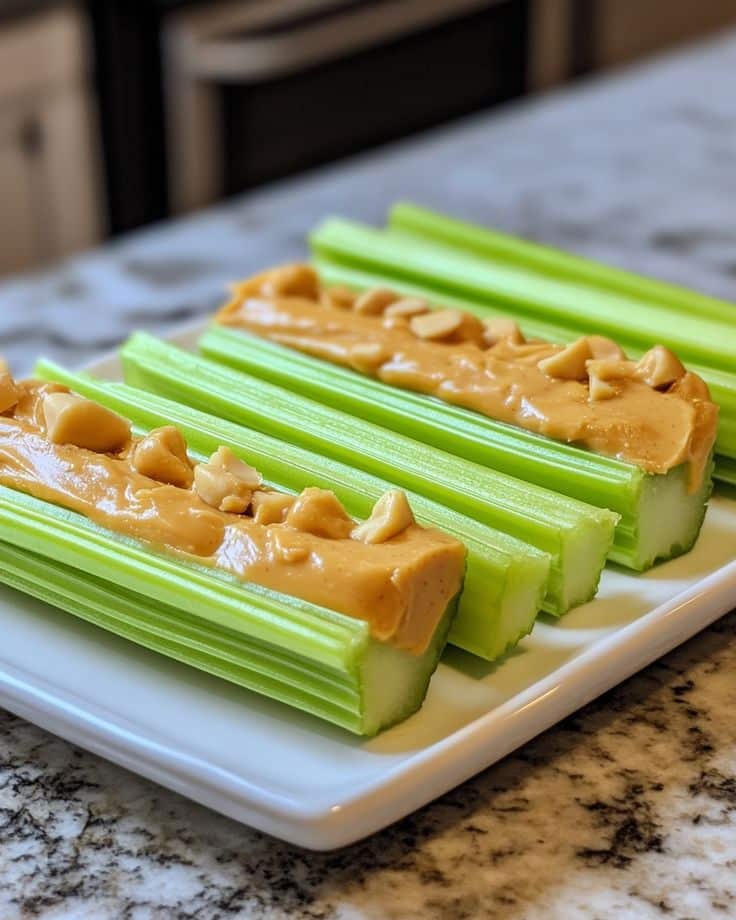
[314,256,572,346]
[390,202,736,326]
[200,323,713,571]
[0,485,462,735]
[36,359,550,661]
[309,218,736,374]
[312,256,736,484]
[113,332,617,617]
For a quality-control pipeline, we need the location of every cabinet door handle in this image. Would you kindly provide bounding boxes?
[181,0,503,83]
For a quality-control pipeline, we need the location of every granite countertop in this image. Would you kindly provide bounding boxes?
[2,29,736,920]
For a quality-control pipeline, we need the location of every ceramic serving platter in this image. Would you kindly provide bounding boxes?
[1,325,735,850]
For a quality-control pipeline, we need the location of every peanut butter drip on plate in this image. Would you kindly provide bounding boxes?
[217,264,719,492]
[0,380,464,654]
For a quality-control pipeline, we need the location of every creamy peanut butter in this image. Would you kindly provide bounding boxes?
[217,265,719,491]
[0,381,465,654]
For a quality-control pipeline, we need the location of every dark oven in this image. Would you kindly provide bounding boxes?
[88,0,530,232]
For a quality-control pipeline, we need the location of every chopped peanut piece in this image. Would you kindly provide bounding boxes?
[585,358,637,381]
[132,425,193,488]
[537,338,592,380]
[410,309,463,341]
[588,371,618,402]
[193,446,261,513]
[670,372,711,402]
[261,264,320,300]
[353,287,399,315]
[320,285,355,310]
[349,342,387,374]
[43,393,131,452]
[384,297,429,318]
[634,345,686,389]
[210,446,262,488]
[410,308,486,345]
[0,367,20,414]
[285,487,353,539]
[251,489,296,525]
[483,317,525,347]
[193,465,251,514]
[352,490,415,544]
[586,335,626,360]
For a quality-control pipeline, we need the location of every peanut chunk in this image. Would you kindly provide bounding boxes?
[43,392,131,452]
[586,335,626,360]
[483,317,525,347]
[0,363,20,414]
[585,357,637,381]
[132,426,193,488]
[320,285,355,310]
[537,338,592,380]
[211,446,262,487]
[261,264,320,300]
[352,490,415,544]
[410,309,463,341]
[348,342,387,374]
[285,487,353,539]
[410,308,485,345]
[193,446,262,513]
[353,287,398,315]
[194,465,250,514]
[588,371,618,402]
[669,372,711,402]
[384,297,429,318]
[251,489,296,525]
[634,345,686,389]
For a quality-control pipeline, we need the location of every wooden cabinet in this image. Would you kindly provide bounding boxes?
[590,0,736,69]
[0,5,104,275]
[529,0,736,89]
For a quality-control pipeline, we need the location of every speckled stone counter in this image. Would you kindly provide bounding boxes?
[1,30,736,920]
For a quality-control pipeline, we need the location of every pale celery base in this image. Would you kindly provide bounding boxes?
[610,460,714,572]
[544,516,615,617]
[449,559,545,660]
[360,594,459,735]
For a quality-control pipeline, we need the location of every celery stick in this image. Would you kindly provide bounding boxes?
[390,202,736,326]
[0,484,462,736]
[200,323,712,571]
[315,256,572,344]
[36,358,550,661]
[310,218,736,374]
[313,256,736,484]
[112,333,617,616]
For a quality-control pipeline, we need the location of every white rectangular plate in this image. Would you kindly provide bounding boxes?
[1,325,735,850]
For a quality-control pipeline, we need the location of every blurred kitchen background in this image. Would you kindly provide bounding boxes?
[1,0,735,278]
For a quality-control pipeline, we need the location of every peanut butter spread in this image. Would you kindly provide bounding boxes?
[216,265,719,492]
[0,379,465,654]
